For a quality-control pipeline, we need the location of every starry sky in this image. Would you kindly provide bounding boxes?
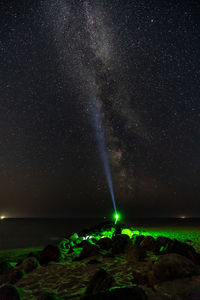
[0,0,200,218]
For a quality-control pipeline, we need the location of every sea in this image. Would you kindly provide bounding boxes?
[0,217,200,250]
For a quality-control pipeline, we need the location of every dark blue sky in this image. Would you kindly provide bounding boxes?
[0,0,200,217]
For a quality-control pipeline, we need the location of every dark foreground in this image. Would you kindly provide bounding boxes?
[1,222,200,299]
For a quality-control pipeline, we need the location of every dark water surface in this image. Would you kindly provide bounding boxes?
[0,217,200,250]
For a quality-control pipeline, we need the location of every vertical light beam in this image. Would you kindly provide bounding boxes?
[90,100,117,214]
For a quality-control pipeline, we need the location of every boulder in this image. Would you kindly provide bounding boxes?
[126,245,146,262]
[176,283,200,300]
[0,284,23,300]
[84,286,147,299]
[0,261,12,274]
[86,268,115,295]
[78,243,99,260]
[114,223,121,234]
[39,245,61,265]
[97,238,113,251]
[69,233,79,242]
[140,236,156,251]
[134,235,145,246]
[0,269,25,285]
[161,239,200,264]
[112,234,132,255]
[155,236,172,254]
[19,256,40,273]
[153,253,197,281]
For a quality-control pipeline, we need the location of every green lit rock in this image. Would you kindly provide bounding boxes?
[69,232,79,242]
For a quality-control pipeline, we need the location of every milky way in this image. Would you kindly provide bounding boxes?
[0,0,200,217]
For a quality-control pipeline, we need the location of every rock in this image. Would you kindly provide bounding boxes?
[155,236,172,254]
[0,261,12,274]
[38,291,63,300]
[140,236,156,251]
[9,269,25,284]
[84,286,147,299]
[58,239,70,250]
[78,243,99,260]
[0,284,23,300]
[161,239,200,264]
[112,234,132,255]
[176,283,200,300]
[19,256,40,273]
[39,245,61,265]
[134,235,145,246]
[126,244,146,262]
[69,233,79,242]
[114,223,121,234]
[153,253,197,281]
[0,269,25,285]
[97,238,112,250]
[86,268,115,295]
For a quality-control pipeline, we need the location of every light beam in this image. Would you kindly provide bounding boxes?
[90,100,117,214]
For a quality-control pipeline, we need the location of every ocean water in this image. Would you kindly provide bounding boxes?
[0,217,200,250]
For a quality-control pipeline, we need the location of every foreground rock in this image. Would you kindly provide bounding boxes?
[0,261,12,275]
[112,234,132,255]
[84,286,147,300]
[0,284,23,300]
[174,283,200,299]
[161,239,200,264]
[126,244,146,262]
[97,238,112,251]
[19,256,40,273]
[77,243,100,260]
[0,268,25,285]
[39,245,61,265]
[153,253,198,281]
[86,268,115,295]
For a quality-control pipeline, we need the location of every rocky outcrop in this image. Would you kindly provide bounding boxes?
[153,253,198,281]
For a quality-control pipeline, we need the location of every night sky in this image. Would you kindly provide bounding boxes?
[0,0,200,218]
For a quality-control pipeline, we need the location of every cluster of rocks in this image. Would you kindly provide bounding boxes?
[1,222,200,299]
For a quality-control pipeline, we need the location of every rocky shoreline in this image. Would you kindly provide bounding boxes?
[1,221,200,299]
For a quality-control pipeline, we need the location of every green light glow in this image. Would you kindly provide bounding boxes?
[114,212,120,224]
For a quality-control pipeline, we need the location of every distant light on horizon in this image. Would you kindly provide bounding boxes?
[180,215,186,219]
[0,215,6,220]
